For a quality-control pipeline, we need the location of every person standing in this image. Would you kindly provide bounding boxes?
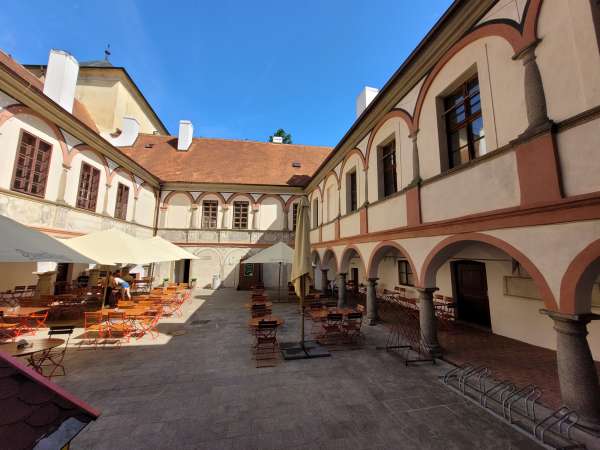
[113,271,132,301]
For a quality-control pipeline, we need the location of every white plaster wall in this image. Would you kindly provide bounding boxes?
[322,222,336,242]
[135,185,156,227]
[339,153,365,215]
[556,118,600,197]
[340,211,360,238]
[167,193,192,228]
[65,150,108,214]
[420,151,520,222]
[368,194,407,232]
[418,36,526,179]
[258,198,283,230]
[0,262,38,292]
[0,114,64,202]
[537,0,600,122]
[310,228,320,244]
[323,177,339,223]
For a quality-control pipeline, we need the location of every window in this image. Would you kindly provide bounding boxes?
[292,203,298,231]
[312,199,318,228]
[398,260,414,286]
[378,140,397,198]
[76,162,100,211]
[232,201,249,229]
[346,170,357,212]
[114,183,129,220]
[202,200,218,229]
[12,130,52,198]
[443,76,485,169]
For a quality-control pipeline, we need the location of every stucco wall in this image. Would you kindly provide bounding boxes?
[368,194,407,232]
[340,211,360,238]
[322,222,336,242]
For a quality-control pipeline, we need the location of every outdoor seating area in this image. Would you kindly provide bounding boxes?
[247,284,285,368]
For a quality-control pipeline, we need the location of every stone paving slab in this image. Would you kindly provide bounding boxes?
[56,288,542,450]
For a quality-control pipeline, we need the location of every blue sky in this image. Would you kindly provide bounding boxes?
[1,1,452,147]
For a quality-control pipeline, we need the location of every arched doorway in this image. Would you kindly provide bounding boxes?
[339,246,367,298]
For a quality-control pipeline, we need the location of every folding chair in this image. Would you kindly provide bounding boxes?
[80,312,105,348]
[106,311,134,344]
[253,320,279,368]
[134,308,163,340]
[31,326,74,377]
[251,303,271,318]
[20,310,49,336]
[342,312,364,344]
[320,313,344,345]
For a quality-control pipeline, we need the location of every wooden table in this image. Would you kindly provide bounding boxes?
[247,316,285,327]
[0,338,64,357]
[0,306,49,317]
[308,308,357,321]
[99,308,151,318]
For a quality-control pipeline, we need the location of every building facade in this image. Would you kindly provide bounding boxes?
[0,0,599,431]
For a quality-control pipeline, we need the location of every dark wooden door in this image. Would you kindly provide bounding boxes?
[452,260,491,328]
[183,259,191,284]
[351,268,359,292]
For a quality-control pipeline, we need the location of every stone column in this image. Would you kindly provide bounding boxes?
[409,131,421,185]
[88,269,100,287]
[221,206,229,229]
[417,287,442,357]
[515,42,550,134]
[337,272,347,308]
[102,183,112,216]
[366,278,379,325]
[56,164,71,205]
[131,196,139,223]
[282,210,289,231]
[320,268,329,295]
[189,204,199,229]
[542,310,600,431]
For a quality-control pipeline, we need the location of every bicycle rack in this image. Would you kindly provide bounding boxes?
[441,365,587,449]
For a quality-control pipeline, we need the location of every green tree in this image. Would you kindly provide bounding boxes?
[269,128,292,144]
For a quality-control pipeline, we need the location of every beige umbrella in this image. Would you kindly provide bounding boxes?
[291,197,312,347]
[244,242,294,300]
[0,214,96,263]
[146,236,199,261]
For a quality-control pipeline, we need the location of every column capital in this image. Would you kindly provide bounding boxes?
[541,309,600,325]
[512,38,541,61]
[320,267,329,273]
[367,277,379,283]
[190,204,199,210]
[416,287,438,295]
[338,272,347,277]
[61,163,71,170]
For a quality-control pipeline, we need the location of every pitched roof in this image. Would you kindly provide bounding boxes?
[0,352,99,449]
[0,50,99,132]
[121,134,333,187]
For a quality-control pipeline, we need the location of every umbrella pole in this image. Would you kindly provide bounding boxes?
[278,262,281,302]
[300,274,305,349]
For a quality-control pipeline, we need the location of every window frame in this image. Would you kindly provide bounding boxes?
[378,139,397,199]
[292,202,298,231]
[11,129,53,199]
[346,170,358,213]
[397,260,414,287]
[201,199,219,229]
[443,75,484,169]
[312,198,319,228]
[114,182,130,220]
[232,200,249,230]
[76,162,101,212]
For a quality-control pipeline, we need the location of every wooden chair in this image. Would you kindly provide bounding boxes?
[320,313,344,344]
[251,303,271,318]
[31,326,74,377]
[106,311,133,343]
[81,312,104,348]
[134,308,163,340]
[253,320,279,368]
[342,312,364,344]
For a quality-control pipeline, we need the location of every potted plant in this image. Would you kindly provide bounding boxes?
[190,278,197,288]
[162,278,169,287]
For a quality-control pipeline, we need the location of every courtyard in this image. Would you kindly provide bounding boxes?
[57,288,540,450]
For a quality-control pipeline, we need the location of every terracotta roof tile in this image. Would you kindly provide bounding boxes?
[121,134,333,186]
[0,50,99,132]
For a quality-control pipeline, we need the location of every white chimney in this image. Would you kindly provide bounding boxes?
[43,49,79,113]
[356,86,379,118]
[272,136,283,144]
[102,116,140,147]
[177,120,193,151]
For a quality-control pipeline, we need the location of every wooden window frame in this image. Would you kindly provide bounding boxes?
[114,183,130,220]
[292,203,298,231]
[76,162,101,212]
[11,129,53,198]
[346,170,358,213]
[312,199,319,228]
[397,260,414,287]
[443,75,484,169]
[201,200,218,229]
[232,201,249,230]
[378,139,397,199]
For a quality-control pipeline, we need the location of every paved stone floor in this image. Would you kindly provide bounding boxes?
[58,288,541,449]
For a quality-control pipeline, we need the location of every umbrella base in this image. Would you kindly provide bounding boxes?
[280,340,331,360]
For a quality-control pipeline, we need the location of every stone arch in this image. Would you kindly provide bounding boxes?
[226,192,256,206]
[365,109,414,169]
[322,248,338,273]
[162,190,195,206]
[367,241,418,282]
[257,194,285,209]
[311,250,322,267]
[560,239,600,314]
[107,166,136,186]
[413,22,525,130]
[0,104,70,163]
[339,245,367,275]
[322,170,340,190]
[195,191,226,205]
[70,144,111,179]
[284,195,304,212]
[420,232,557,311]
[339,148,366,178]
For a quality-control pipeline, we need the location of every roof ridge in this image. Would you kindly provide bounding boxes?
[135,133,332,149]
